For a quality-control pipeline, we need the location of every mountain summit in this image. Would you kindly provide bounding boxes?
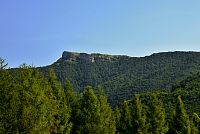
[60,51,130,62]
[41,51,200,106]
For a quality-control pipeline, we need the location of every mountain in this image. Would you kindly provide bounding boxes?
[39,51,200,106]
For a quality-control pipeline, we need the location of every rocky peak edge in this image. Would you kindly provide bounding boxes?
[61,51,130,62]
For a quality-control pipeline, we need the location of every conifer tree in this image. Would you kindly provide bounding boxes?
[97,87,116,134]
[119,100,132,134]
[170,96,191,134]
[48,69,72,134]
[75,86,100,134]
[64,80,77,108]
[16,67,54,133]
[131,96,148,134]
[190,113,200,134]
[0,69,19,133]
[114,107,121,134]
[147,94,168,134]
[64,80,77,134]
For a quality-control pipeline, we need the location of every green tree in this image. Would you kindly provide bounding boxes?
[0,69,19,133]
[48,69,72,134]
[97,87,116,134]
[64,80,77,134]
[147,94,168,134]
[170,96,191,134]
[114,107,121,134]
[190,113,200,134]
[131,96,148,134]
[75,86,100,134]
[16,67,55,133]
[64,80,77,108]
[119,100,132,134]
[0,66,72,133]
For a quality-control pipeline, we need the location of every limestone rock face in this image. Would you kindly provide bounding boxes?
[61,51,94,62]
[61,51,130,62]
[62,51,78,61]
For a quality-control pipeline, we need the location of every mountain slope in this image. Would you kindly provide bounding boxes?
[139,72,200,116]
[39,51,200,106]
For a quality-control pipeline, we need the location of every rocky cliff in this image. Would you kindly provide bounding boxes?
[60,51,130,62]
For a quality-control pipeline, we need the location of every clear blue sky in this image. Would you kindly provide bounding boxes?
[1,0,200,67]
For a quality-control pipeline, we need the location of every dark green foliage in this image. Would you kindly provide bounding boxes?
[131,96,148,134]
[1,68,200,133]
[1,54,200,133]
[170,96,191,134]
[138,72,200,118]
[16,67,52,133]
[147,94,168,134]
[0,66,73,133]
[0,69,19,133]
[114,107,121,134]
[64,80,78,134]
[75,86,100,134]
[71,86,116,134]
[190,113,200,134]
[0,66,56,133]
[64,80,77,108]
[48,69,72,134]
[97,87,116,134]
[118,101,132,134]
[40,51,200,106]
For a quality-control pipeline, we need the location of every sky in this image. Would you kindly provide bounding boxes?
[1,1,200,68]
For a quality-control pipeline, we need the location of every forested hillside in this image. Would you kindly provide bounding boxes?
[40,51,200,106]
[138,72,200,117]
[1,61,200,133]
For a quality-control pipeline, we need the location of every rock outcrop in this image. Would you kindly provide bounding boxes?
[61,51,130,62]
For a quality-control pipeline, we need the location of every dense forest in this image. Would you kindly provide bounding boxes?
[0,57,200,133]
[40,51,200,106]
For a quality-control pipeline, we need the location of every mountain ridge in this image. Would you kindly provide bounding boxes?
[40,50,200,106]
[55,51,200,63]
[57,51,130,63]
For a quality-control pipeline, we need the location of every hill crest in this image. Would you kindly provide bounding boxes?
[60,51,130,62]
[59,51,199,63]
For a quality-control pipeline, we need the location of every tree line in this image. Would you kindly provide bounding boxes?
[0,59,199,134]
